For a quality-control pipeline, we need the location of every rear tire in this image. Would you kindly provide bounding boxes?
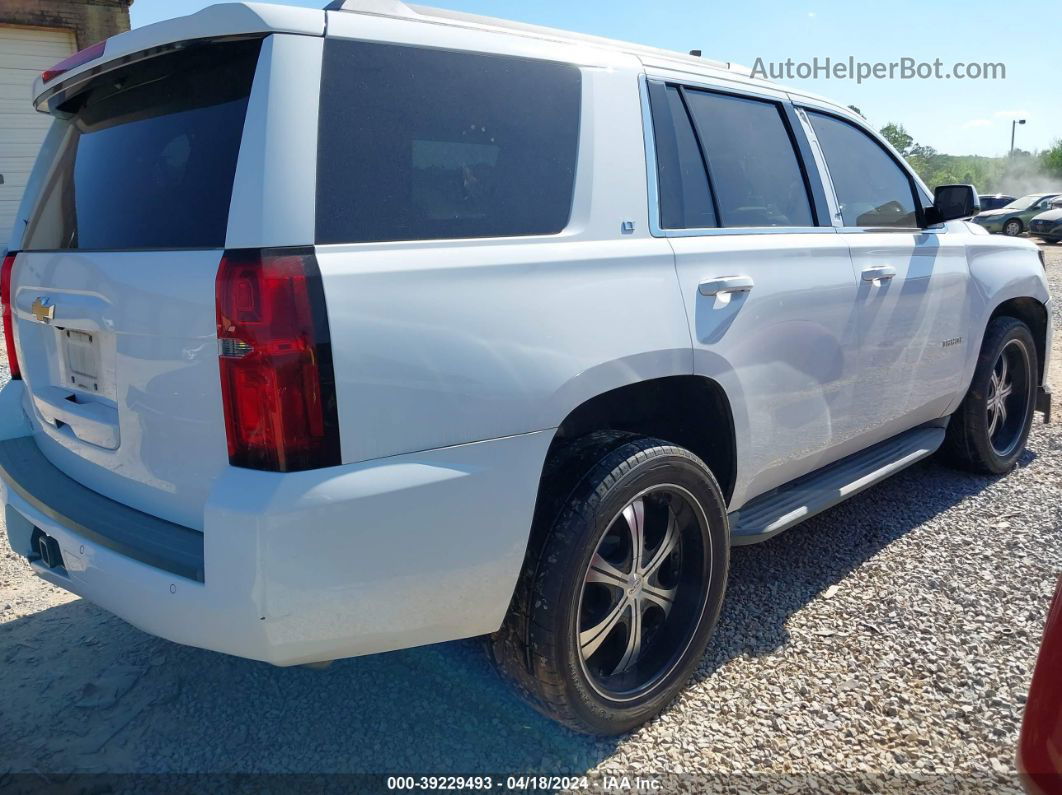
[943,316,1037,474]
[490,435,729,735]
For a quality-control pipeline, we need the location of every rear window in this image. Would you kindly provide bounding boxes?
[316,40,581,245]
[24,39,262,251]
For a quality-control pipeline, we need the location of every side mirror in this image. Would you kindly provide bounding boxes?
[925,184,980,225]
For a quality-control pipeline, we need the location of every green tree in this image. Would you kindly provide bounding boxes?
[906,142,937,181]
[862,118,1055,194]
[1041,140,1062,178]
[879,122,913,157]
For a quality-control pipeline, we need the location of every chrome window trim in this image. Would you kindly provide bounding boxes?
[647,69,790,104]
[638,74,835,239]
[661,226,838,237]
[794,106,842,229]
[639,74,665,237]
[836,226,945,235]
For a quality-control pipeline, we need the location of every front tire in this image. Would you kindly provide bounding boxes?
[943,316,1037,474]
[1003,219,1024,236]
[490,436,728,735]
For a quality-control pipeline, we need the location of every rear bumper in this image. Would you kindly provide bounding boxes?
[0,436,205,580]
[1,397,551,665]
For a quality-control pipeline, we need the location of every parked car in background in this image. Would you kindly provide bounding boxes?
[1018,577,1062,794]
[973,193,1061,236]
[978,193,1016,211]
[0,0,1054,735]
[1030,204,1062,243]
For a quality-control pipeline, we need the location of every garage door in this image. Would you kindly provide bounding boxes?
[0,25,76,248]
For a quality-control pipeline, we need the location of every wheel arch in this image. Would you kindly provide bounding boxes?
[541,375,736,505]
[987,296,1049,384]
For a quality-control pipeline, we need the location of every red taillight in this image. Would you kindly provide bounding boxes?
[1,252,21,380]
[41,41,106,84]
[216,248,340,472]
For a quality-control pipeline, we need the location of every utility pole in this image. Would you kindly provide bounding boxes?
[1010,119,1026,154]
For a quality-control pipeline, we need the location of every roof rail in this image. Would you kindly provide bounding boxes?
[324,0,738,73]
[324,0,418,16]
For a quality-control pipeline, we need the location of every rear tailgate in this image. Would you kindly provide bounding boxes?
[13,251,225,529]
[11,38,265,529]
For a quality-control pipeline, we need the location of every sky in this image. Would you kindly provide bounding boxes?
[129,0,1058,158]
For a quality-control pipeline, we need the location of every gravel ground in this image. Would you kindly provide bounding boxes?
[2,242,1061,791]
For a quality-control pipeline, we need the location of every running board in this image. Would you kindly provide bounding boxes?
[728,426,945,545]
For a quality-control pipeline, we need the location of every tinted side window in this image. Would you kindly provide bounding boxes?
[648,83,716,229]
[317,41,581,244]
[807,111,918,228]
[683,90,814,228]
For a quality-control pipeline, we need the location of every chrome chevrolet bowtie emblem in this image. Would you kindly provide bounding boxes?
[31,297,54,324]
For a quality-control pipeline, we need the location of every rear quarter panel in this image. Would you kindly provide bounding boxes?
[308,24,692,464]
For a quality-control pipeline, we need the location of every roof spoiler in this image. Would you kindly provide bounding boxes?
[34,2,325,112]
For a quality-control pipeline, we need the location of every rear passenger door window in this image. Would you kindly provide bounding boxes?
[316,40,581,244]
[806,111,919,228]
[682,89,815,228]
[648,83,717,229]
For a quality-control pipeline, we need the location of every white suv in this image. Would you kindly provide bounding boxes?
[0,0,1052,735]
